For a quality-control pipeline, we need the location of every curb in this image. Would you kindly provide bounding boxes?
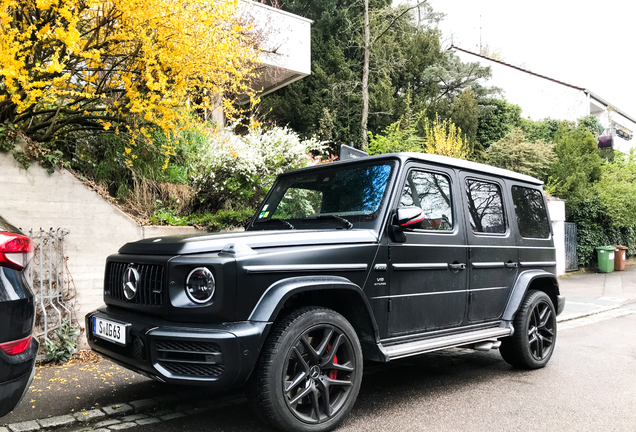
[557,297,636,324]
[4,391,248,432]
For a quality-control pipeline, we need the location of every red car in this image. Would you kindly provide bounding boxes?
[0,216,38,417]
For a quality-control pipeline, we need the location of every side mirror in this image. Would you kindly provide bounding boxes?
[395,206,425,229]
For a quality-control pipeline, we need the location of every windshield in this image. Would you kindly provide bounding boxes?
[252,162,395,230]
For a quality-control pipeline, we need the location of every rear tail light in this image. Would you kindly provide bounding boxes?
[0,335,32,356]
[0,232,33,271]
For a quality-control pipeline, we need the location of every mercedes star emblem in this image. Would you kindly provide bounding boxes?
[123,264,140,300]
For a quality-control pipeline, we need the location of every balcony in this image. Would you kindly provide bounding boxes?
[239,1,312,97]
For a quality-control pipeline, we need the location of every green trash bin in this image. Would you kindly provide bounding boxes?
[596,246,616,273]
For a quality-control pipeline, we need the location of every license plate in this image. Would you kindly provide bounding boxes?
[92,317,127,345]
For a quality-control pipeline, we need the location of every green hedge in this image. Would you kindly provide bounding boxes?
[567,197,636,267]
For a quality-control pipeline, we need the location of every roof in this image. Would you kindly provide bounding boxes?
[288,152,544,186]
[450,45,636,125]
[399,152,543,185]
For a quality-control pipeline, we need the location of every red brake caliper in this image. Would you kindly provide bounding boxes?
[327,344,338,380]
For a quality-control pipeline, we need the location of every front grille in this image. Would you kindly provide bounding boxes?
[105,261,164,306]
[156,340,225,378]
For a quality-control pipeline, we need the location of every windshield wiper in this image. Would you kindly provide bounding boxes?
[302,215,353,230]
[269,218,295,230]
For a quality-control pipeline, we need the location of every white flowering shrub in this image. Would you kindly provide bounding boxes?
[191,126,327,212]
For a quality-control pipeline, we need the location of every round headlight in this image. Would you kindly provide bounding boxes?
[185,267,215,304]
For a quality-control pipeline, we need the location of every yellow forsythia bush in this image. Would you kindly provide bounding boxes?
[0,0,259,166]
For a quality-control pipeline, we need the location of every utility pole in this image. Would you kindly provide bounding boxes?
[479,15,482,53]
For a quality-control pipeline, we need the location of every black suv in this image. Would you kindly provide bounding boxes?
[0,216,38,417]
[87,153,564,432]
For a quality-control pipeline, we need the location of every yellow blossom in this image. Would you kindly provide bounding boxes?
[0,0,259,155]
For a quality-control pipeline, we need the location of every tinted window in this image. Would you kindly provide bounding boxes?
[512,186,550,238]
[400,170,453,230]
[255,163,394,229]
[465,179,506,234]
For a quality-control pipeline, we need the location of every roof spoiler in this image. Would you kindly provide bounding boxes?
[340,144,368,161]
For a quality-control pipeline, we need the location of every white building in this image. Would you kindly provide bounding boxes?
[451,46,636,154]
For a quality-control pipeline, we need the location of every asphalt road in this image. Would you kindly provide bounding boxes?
[125,304,636,432]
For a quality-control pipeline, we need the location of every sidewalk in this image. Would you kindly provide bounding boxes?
[2,265,636,432]
[557,263,636,321]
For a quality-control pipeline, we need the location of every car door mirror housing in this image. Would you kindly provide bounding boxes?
[395,206,425,229]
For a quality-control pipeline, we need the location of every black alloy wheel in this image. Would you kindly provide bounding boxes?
[527,297,555,361]
[500,290,557,369]
[248,307,363,432]
[283,324,356,423]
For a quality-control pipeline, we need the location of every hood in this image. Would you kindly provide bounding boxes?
[118,229,379,256]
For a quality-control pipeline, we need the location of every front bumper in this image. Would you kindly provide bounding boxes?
[86,307,270,388]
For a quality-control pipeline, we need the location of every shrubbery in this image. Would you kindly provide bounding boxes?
[191,126,325,215]
[74,124,326,230]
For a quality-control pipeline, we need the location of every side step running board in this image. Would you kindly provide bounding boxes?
[380,326,513,361]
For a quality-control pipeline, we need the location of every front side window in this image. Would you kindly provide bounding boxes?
[400,170,453,231]
[465,179,506,234]
[512,186,550,238]
[254,162,394,230]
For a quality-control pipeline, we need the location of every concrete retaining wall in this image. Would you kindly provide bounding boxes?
[0,153,198,342]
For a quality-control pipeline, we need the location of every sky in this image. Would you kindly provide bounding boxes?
[427,0,636,117]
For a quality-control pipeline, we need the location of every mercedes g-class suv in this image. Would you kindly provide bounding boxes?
[87,152,564,432]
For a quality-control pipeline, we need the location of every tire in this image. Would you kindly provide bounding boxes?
[247,307,363,432]
[500,290,557,369]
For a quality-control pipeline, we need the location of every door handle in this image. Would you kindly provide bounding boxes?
[449,263,466,271]
[505,262,519,268]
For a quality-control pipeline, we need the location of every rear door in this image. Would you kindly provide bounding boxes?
[387,163,468,336]
[459,172,518,323]
[508,182,556,273]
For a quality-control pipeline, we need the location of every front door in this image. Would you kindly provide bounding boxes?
[459,173,518,323]
[387,165,468,336]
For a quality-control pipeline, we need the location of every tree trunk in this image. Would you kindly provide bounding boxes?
[361,0,370,151]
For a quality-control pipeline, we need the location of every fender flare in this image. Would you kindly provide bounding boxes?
[502,270,559,321]
[248,275,380,340]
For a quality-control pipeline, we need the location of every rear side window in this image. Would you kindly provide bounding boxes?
[400,170,453,231]
[511,186,550,238]
[465,179,506,234]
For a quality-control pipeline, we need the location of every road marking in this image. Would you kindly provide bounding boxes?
[559,308,635,330]
[597,296,630,302]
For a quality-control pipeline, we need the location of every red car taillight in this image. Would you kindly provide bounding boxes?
[0,335,32,356]
[0,232,33,271]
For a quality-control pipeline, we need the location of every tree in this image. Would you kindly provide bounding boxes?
[546,127,602,200]
[476,98,521,148]
[360,0,430,150]
[519,118,567,143]
[0,0,257,167]
[577,115,604,137]
[485,128,556,181]
[259,0,491,151]
[368,111,467,159]
[593,151,636,227]
[368,103,423,155]
[422,115,468,159]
